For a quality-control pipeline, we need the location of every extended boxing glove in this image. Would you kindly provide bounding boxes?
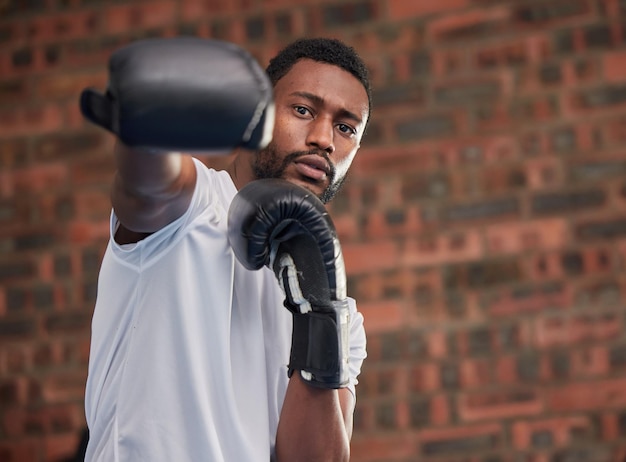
[227,179,350,389]
[80,37,274,152]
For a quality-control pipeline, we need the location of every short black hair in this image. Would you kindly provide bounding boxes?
[266,37,372,123]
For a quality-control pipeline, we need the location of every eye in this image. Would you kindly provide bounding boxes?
[293,105,311,117]
[337,123,356,136]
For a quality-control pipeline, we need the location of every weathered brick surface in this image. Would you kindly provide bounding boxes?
[3,0,626,460]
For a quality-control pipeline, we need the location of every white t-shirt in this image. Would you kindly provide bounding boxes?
[84,158,367,462]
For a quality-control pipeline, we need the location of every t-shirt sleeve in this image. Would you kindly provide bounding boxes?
[346,297,367,398]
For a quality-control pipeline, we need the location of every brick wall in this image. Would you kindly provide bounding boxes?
[2,0,626,461]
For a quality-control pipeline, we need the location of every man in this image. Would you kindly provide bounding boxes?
[81,36,371,461]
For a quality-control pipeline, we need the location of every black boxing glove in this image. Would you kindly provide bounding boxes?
[227,179,350,389]
[80,37,274,152]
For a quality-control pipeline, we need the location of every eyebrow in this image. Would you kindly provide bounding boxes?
[289,91,364,125]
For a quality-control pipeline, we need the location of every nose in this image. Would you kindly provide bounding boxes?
[306,116,335,155]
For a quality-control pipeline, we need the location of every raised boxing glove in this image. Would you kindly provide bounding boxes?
[80,37,274,152]
[227,179,350,389]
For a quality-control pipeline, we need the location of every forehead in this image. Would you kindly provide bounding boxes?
[273,59,369,119]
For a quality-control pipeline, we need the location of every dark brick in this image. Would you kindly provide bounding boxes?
[422,432,500,455]
[609,344,626,370]
[34,131,105,163]
[245,15,265,40]
[322,0,376,27]
[0,381,19,405]
[514,0,587,24]
[468,327,492,356]
[274,11,292,36]
[409,399,430,428]
[402,173,449,200]
[584,24,613,48]
[0,319,36,337]
[0,79,27,102]
[445,291,465,318]
[434,18,504,42]
[14,232,55,251]
[550,350,570,378]
[379,332,402,361]
[517,353,540,381]
[373,83,423,107]
[377,369,396,394]
[554,29,575,53]
[395,114,455,141]
[435,81,500,105]
[33,285,54,310]
[385,209,405,226]
[12,48,33,67]
[410,51,431,77]
[561,252,584,275]
[576,218,626,240]
[406,330,428,358]
[552,448,608,462]
[578,84,626,108]
[82,248,102,274]
[444,197,519,222]
[83,279,98,303]
[572,160,626,181]
[440,362,459,389]
[550,126,576,152]
[374,401,396,429]
[0,261,35,282]
[498,324,520,350]
[539,63,563,84]
[44,312,90,333]
[44,45,61,65]
[531,189,605,215]
[6,287,27,312]
[619,410,626,435]
[54,254,71,277]
[445,259,521,289]
[531,429,554,448]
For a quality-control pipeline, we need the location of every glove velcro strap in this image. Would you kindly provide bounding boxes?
[288,300,350,389]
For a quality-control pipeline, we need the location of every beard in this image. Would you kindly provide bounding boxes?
[252,143,347,204]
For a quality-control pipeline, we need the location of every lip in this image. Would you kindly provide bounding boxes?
[293,155,331,181]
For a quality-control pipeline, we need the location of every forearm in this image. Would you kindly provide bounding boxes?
[111,141,196,233]
[275,374,354,462]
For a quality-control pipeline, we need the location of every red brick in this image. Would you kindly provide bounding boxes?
[485,282,573,317]
[603,51,626,82]
[425,6,510,42]
[524,157,565,190]
[343,240,400,275]
[351,434,415,461]
[547,378,626,411]
[104,1,178,35]
[0,440,39,462]
[357,300,405,333]
[458,388,543,422]
[408,363,440,393]
[403,230,483,268]
[0,105,65,137]
[570,346,609,377]
[485,218,569,255]
[511,415,592,449]
[24,11,99,42]
[34,71,107,100]
[535,312,622,349]
[387,0,470,21]
[430,394,450,426]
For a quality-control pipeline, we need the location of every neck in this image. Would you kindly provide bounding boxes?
[226,148,257,191]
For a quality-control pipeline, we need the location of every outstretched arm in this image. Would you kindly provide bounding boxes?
[110,142,196,244]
